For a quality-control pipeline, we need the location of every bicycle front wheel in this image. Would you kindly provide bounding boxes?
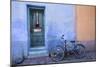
[49,46,65,62]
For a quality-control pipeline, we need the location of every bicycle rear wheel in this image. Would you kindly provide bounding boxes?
[74,44,85,59]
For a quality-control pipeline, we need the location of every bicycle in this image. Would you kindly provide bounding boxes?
[49,35,86,62]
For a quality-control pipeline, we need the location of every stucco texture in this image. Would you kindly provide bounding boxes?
[11,1,76,63]
[76,5,96,51]
[11,1,96,65]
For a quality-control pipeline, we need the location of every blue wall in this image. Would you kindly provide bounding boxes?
[11,1,76,62]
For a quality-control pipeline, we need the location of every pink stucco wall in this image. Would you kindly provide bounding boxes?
[76,5,96,51]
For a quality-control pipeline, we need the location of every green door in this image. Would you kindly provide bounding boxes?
[29,8,45,47]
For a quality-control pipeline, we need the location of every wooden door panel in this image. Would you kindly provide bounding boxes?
[30,8,45,47]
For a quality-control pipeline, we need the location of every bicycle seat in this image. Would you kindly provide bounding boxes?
[70,40,76,43]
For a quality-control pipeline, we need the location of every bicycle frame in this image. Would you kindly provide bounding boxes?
[49,35,86,61]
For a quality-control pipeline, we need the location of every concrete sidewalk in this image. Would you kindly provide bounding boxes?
[16,51,96,66]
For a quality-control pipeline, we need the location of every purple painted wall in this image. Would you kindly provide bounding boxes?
[11,1,76,62]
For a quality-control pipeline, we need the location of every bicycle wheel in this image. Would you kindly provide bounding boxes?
[14,57,24,64]
[49,46,65,62]
[75,44,85,59]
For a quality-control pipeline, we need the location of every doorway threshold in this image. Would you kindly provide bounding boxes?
[28,47,48,58]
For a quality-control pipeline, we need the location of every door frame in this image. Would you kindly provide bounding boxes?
[27,5,45,51]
